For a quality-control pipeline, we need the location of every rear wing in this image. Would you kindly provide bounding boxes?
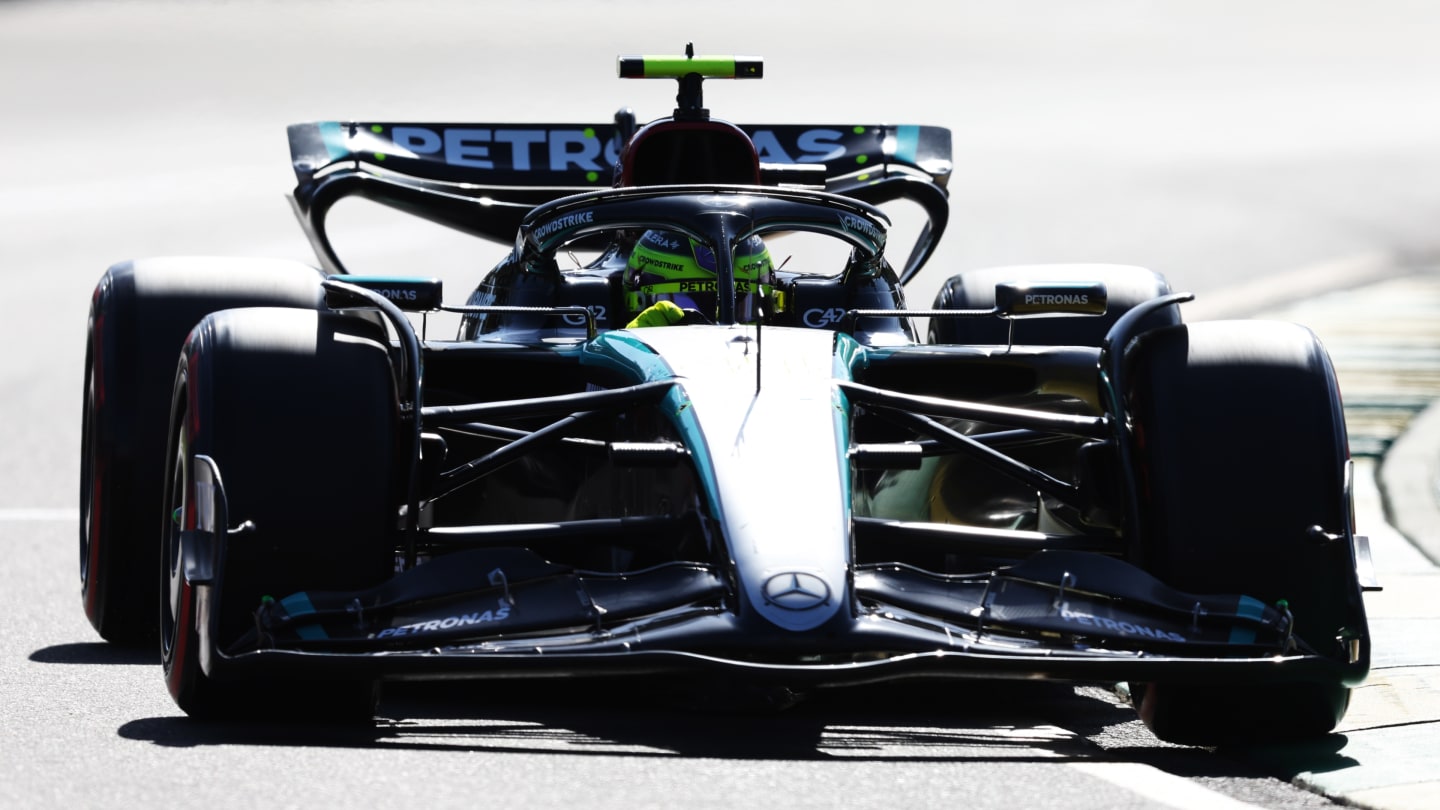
[288,121,951,280]
[289,120,951,188]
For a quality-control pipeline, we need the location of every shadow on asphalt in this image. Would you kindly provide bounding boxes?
[30,641,155,666]
[109,676,1353,781]
[115,679,1113,759]
[1220,734,1361,780]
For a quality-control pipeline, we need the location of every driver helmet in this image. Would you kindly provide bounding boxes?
[625,229,775,323]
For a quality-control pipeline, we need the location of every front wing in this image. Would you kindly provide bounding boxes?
[188,465,1366,689]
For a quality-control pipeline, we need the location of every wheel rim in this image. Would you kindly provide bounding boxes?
[79,363,96,588]
[161,407,189,667]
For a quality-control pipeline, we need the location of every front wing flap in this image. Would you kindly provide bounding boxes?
[207,542,1362,689]
[241,548,727,650]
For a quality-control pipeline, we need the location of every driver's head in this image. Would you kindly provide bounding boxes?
[625,229,774,323]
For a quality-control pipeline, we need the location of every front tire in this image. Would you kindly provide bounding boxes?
[161,307,397,720]
[1124,320,1368,745]
[81,258,326,645]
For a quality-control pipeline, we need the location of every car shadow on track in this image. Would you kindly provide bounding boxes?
[30,641,155,666]
[369,678,1122,761]
[112,675,1355,783]
[116,678,1116,759]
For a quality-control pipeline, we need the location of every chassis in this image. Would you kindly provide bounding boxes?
[80,51,1375,744]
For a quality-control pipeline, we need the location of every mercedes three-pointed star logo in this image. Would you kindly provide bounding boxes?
[762,572,831,610]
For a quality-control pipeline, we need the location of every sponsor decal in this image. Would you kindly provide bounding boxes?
[738,255,773,275]
[633,254,687,273]
[1059,608,1186,642]
[533,210,595,241]
[340,125,878,173]
[561,305,606,326]
[750,128,847,164]
[372,602,512,639]
[762,572,831,610]
[839,214,884,246]
[640,281,767,294]
[1025,294,1089,306]
[375,288,418,302]
[388,126,621,171]
[641,231,684,250]
[802,307,847,328]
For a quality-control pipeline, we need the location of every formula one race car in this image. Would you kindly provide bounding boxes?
[81,49,1376,744]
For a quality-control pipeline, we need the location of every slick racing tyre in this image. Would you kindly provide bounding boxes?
[161,307,396,720]
[82,258,326,645]
[1123,320,1368,745]
[928,264,1178,346]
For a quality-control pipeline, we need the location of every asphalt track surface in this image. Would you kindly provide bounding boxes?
[4,2,1440,808]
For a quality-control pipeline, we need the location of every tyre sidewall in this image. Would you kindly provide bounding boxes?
[161,306,396,719]
[81,259,325,644]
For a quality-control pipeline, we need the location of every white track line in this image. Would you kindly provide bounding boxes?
[1070,762,1267,810]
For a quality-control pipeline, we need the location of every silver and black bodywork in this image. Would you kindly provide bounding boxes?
[82,53,1374,743]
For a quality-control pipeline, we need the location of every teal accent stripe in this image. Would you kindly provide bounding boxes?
[280,592,317,616]
[581,331,673,382]
[579,333,725,519]
[1229,595,1267,645]
[894,125,920,164]
[665,384,721,520]
[332,274,440,286]
[831,336,858,512]
[295,624,329,641]
[279,592,329,640]
[318,121,350,161]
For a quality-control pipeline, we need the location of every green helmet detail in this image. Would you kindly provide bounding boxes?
[625,230,775,323]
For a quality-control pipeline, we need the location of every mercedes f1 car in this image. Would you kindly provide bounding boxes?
[81,49,1376,744]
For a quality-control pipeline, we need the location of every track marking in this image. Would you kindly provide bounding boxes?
[1070,762,1266,810]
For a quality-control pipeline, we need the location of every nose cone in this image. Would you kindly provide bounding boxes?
[619,325,853,633]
